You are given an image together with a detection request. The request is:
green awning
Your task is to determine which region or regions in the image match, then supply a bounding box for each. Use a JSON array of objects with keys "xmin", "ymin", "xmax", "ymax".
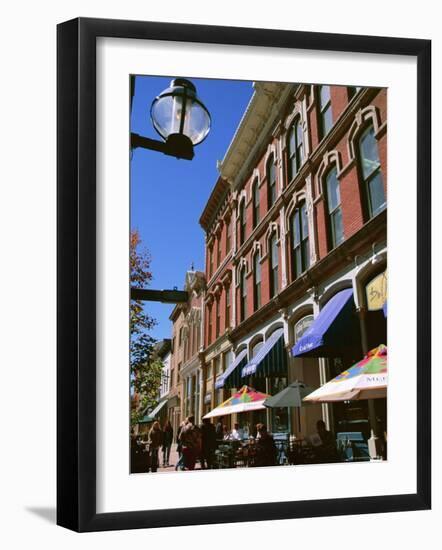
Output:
[
  {"xmin": 241, "ymin": 329, "xmax": 288, "ymax": 379},
  {"xmin": 138, "ymin": 399, "xmax": 167, "ymax": 423}
]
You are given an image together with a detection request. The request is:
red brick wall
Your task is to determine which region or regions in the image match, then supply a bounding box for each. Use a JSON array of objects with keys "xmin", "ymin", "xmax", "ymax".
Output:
[
  {"xmin": 340, "ymin": 165, "xmax": 365, "ymax": 240},
  {"xmin": 330, "ymin": 85, "xmax": 350, "ymax": 122},
  {"xmin": 315, "ymin": 200, "xmax": 329, "ymax": 260},
  {"xmin": 202, "ymin": 86, "xmax": 387, "ymax": 333}
]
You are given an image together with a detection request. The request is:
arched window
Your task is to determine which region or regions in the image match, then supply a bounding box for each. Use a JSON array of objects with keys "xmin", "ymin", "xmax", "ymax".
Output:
[
  {"xmin": 287, "ymin": 118, "xmax": 304, "ymax": 180},
  {"xmin": 253, "ymin": 252, "xmax": 261, "ymax": 311},
  {"xmin": 318, "ymin": 85, "xmax": 333, "ymax": 138},
  {"xmin": 269, "ymin": 233, "xmax": 279, "ymax": 298},
  {"xmin": 291, "ymin": 202, "xmax": 310, "ymax": 279},
  {"xmin": 293, "ymin": 314, "xmax": 314, "ymax": 343},
  {"xmin": 251, "ymin": 339, "xmax": 264, "ymax": 358},
  {"xmin": 267, "ymin": 155, "xmax": 277, "ymax": 209},
  {"xmin": 358, "ymin": 126, "xmax": 386, "ymax": 218},
  {"xmin": 239, "ymin": 267, "xmax": 247, "ymax": 322},
  {"xmin": 252, "ymin": 179, "xmax": 260, "ymax": 228},
  {"xmin": 325, "ymin": 167, "xmax": 344, "ymax": 248},
  {"xmin": 239, "ymin": 200, "xmax": 246, "ymax": 246}
]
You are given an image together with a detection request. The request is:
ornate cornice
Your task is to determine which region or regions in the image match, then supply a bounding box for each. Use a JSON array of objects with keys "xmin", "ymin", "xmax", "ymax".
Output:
[{"xmin": 218, "ymin": 82, "xmax": 294, "ymax": 189}]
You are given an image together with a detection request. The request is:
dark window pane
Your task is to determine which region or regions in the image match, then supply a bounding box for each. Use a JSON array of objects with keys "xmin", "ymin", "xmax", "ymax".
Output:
[
  {"xmin": 290, "ymin": 157, "xmax": 297, "ymax": 181},
  {"xmin": 302, "ymin": 239, "xmax": 310, "ymax": 270},
  {"xmin": 296, "ymin": 122, "xmax": 303, "ymax": 148},
  {"xmin": 359, "ymin": 128, "xmax": 381, "ymax": 179},
  {"xmin": 295, "ymin": 248, "xmax": 302, "ymax": 277},
  {"xmin": 301, "ymin": 204, "xmax": 309, "ymax": 238},
  {"xmin": 368, "ymin": 172, "xmax": 386, "ymax": 216},
  {"xmin": 289, "ymin": 127, "xmax": 296, "ymax": 156},
  {"xmin": 271, "ymin": 236, "xmax": 279, "ymax": 267},
  {"xmin": 272, "ymin": 268, "xmax": 278, "ymax": 295},
  {"xmin": 326, "ymin": 169, "xmax": 340, "ymax": 212},
  {"xmin": 331, "ymin": 207, "xmax": 344, "ymax": 246},
  {"xmin": 254, "ymin": 254, "xmax": 261, "ymax": 283},
  {"xmin": 320, "ymin": 85, "xmax": 331, "ymax": 107},
  {"xmin": 255, "ymin": 283, "xmax": 261, "ymax": 310},
  {"xmin": 322, "ymin": 105, "xmax": 333, "ymax": 135},
  {"xmin": 293, "ymin": 210, "xmax": 301, "ymax": 245}
]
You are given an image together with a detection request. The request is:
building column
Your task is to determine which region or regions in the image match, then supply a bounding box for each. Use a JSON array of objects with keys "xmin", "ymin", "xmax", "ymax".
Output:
[{"xmin": 305, "ymin": 174, "xmax": 317, "ymax": 266}]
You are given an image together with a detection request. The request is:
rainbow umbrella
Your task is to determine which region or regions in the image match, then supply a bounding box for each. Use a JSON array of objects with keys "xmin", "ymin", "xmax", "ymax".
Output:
[
  {"xmin": 303, "ymin": 345, "xmax": 387, "ymax": 402},
  {"xmin": 203, "ymin": 385, "xmax": 270, "ymax": 419}
]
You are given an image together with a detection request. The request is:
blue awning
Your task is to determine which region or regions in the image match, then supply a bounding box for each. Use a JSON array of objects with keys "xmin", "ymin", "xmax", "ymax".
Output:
[
  {"xmin": 241, "ymin": 328, "xmax": 287, "ymax": 378},
  {"xmin": 292, "ymin": 288, "xmax": 359, "ymax": 358},
  {"xmin": 215, "ymin": 349, "xmax": 248, "ymax": 390}
]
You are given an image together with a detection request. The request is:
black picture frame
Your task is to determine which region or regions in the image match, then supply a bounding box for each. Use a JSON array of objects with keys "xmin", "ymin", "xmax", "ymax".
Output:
[{"xmin": 57, "ymin": 17, "xmax": 431, "ymax": 532}]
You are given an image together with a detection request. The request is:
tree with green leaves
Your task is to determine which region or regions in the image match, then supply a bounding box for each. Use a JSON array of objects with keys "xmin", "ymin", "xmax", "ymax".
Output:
[{"xmin": 130, "ymin": 230, "xmax": 161, "ymax": 425}]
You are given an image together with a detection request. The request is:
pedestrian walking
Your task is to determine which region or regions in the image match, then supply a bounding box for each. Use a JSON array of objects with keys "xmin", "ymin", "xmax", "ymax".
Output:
[
  {"xmin": 179, "ymin": 415, "xmax": 201, "ymax": 470},
  {"xmin": 175, "ymin": 419, "xmax": 187, "ymax": 471},
  {"xmin": 200, "ymin": 418, "xmax": 217, "ymax": 469},
  {"xmin": 148, "ymin": 421, "xmax": 163, "ymax": 472},
  {"xmin": 162, "ymin": 419, "xmax": 174, "ymax": 467}
]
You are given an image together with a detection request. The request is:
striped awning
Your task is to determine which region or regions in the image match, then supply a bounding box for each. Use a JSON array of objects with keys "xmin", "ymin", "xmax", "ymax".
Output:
[
  {"xmin": 241, "ymin": 329, "xmax": 287, "ymax": 378},
  {"xmin": 215, "ymin": 349, "xmax": 248, "ymax": 390}
]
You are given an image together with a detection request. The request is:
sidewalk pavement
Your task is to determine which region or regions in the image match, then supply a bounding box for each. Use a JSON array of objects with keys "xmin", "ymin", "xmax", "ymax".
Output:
[{"xmin": 156, "ymin": 445, "xmax": 204, "ymax": 473}]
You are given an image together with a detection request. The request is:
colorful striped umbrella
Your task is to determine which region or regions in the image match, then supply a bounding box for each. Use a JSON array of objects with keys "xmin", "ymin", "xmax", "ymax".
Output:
[
  {"xmin": 303, "ymin": 344, "xmax": 388, "ymax": 402},
  {"xmin": 202, "ymin": 385, "xmax": 270, "ymax": 419}
]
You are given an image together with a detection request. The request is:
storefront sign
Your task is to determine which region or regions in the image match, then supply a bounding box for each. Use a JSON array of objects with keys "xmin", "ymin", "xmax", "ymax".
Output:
[{"xmin": 366, "ymin": 271, "xmax": 387, "ymax": 311}]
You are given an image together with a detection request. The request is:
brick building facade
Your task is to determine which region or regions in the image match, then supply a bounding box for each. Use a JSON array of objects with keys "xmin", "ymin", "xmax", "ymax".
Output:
[
  {"xmin": 167, "ymin": 269, "xmax": 205, "ymax": 434},
  {"xmin": 199, "ymin": 81, "xmax": 387, "ymax": 438},
  {"xmin": 159, "ymin": 81, "xmax": 387, "ymax": 444}
]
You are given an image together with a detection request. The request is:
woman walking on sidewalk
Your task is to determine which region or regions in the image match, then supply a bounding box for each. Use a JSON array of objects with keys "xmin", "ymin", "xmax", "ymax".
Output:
[
  {"xmin": 162, "ymin": 419, "xmax": 174, "ymax": 467},
  {"xmin": 148, "ymin": 421, "xmax": 163, "ymax": 472}
]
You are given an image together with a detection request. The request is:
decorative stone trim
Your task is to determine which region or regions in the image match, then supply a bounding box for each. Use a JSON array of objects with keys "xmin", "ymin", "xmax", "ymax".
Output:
[
  {"xmin": 284, "ymin": 188, "xmax": 308, "ymax": 233},
  {"xmin": 284, "ymin": 101, "xmax": 304, "ymax": 131},
  {"xmin": 251, "ymin": 240, "xmax": 262, "ymax": 256},
  {"xmin": 347, "ymin": 105, "xmax": 383, "ymax": 161},
  {"xmin": 213, "ymin": 282, "xmax": 223, "ymax": 297},
  {"xmin": 264, "ymin": 143, "xmax": 278, "ymax": 167},
  {"xmin": 264, "ymin": 221, "xmax": 280, "ymax": 252},
  {"xmin": 315, "ymin": 150, "xmax": 343, "ymax": 198}
]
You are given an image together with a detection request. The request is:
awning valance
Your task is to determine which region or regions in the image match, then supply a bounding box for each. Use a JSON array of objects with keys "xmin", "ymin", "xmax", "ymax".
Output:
[
  {"xmin": 292, "ymin": 288, "xmax": 359, "ymax": 358},
  {"xmin": 241, "ymin": 328, "xmax": 287, "ymax": 378},
  {"xmin": 215, "ymin": 349, "xmax": 248, "ymax": 390}
]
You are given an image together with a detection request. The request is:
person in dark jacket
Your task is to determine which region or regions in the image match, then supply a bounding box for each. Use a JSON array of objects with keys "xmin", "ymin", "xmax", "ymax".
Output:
[
  {"xmin": 179, "ymin": 415, "xmax": 200, "ymax": 470},
  {"xmin": 162, "ymin": 419, "xmax": 174, "ymax": 467},
  {"xmin": 253, "ymin": 424, "xmax": 277, "ymax": 467},
  {"xmin": 200, "ymin": 418, "xmax": 217, "ymax": 469},
  {"xmin": 148, "ymin": 421, "xmax": 163, "ymax": 472}
]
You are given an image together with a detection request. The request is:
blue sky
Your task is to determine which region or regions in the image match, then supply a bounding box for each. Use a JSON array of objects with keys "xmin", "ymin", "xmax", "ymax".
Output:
[{"xmin": 130, "ymin": 75, "xmax": 253, "ymax": 340}]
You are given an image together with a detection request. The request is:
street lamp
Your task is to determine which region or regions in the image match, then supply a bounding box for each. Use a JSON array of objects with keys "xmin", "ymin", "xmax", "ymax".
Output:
[
  {"xmin": 130, "ymin": 77, "xmax": 211, "ymax": 303},
  {"xmin": 131, "ymin": 77, "xmax": 211, "ymax": 161}
]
